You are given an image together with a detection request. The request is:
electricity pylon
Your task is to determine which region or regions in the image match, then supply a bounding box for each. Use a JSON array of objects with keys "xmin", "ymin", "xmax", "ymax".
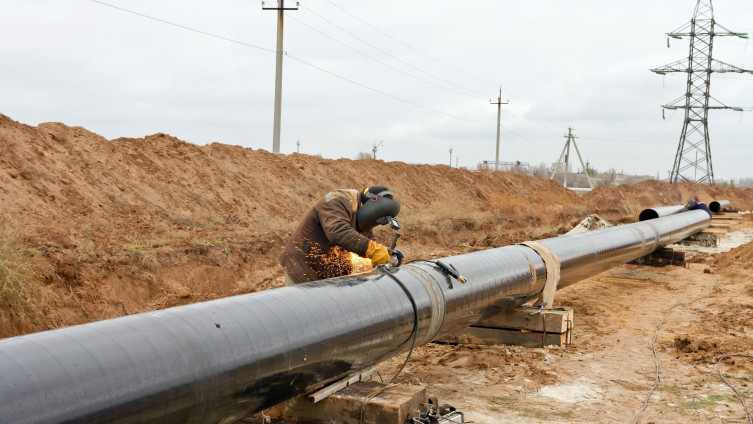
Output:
[
  {"xmin": 651, "ymin": 0, "xmax": 751, "ymax": 185},
  {"xmin": 550, "ymin": 127, "xmax": 593, "ymax": 189}
]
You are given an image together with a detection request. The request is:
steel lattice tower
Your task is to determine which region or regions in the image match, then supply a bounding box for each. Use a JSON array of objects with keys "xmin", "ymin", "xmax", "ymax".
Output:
[{"xmin": 651, "ymin": 0, "xmax": 751, "ymax": 185}]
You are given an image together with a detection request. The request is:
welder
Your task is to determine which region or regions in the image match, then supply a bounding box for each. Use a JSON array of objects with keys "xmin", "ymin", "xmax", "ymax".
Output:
[
  {"xmin": 687, "ymin": 197, "xmax": 712, "ymax": 217},
  {"xmin": 278, "ymin": 186, "xmax": 401, "ymax": 285}
]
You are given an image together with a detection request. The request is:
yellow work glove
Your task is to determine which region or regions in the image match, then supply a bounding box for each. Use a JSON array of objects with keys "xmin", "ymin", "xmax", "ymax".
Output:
[{"xmin": 365, "ymin": 240, "xmax": 390, "ymax": 267}]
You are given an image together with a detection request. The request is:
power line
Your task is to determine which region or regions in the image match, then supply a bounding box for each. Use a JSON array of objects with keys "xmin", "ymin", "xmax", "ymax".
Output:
[
  {"xmin": 580, "ymin": 136, "xmax": 752, "ymax": 146},
  {"xmin": 580, "ymin": 136, "xmax": 673, "ymax": 144},
  {"xmin": 88, "ymin": 0, "xmax": 492, "ymax": 126},
  {"xmin": 89, "ymin": 0, "xmax": 276, "ymax": 54},
  {"xmin": 503, "ymin": 127, "xmax": 557, "ymax": 151},
  {"xmin": 320, "ymin": 0, "xmax": 570, "ymax": 135},
  {"xmin": 285, "ymin": 54, "xmax": 494, "ymax": 125},
  {"xmin": 322, "ymin": 0, "xmax": 501, "ymax": 88},
  {"xmin": 504, "ymin": 108, "xmax": 564, "ymax": 136},
  {"xmin": 301, "ymin": 4, "xmax": 491, "ymax": 99},
  {"xmin": 286, "ymin": 14, "xmax": 481, "ymax": 99},
  {"xmin": 311, "ymin": 2, "xmax": 570, "ymax": 140},
  {"xmin": 296, "ymin": 6, "xmax": 567, "ymax": 140},
  {"xmin": 587, "ymin": 152, "xmax": 750, "ymax": 161}
]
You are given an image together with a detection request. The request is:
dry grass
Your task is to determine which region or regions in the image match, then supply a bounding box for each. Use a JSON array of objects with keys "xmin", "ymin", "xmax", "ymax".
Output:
[
  {"xmin": 0, "ymin": 213, "xmax": 51, "ymax": 313},
  {"xmin": 122, "ymin": 236, "xmax": 161, "ymax": 270},
  {"xmin": 617, "ymin": 192, "xmax": 642, "ymax": 218}
]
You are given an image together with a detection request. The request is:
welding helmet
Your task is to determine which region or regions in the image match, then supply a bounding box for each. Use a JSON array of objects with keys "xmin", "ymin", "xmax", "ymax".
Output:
[{"xmin": 356, "ymin": 186, "xmax": 401, "ymax": 232}]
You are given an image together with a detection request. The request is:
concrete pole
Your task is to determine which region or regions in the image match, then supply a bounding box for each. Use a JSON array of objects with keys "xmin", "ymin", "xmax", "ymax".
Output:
[
  {"xmin": 571, "ymin": 134, "xmax": 594, "ymax": 189},
  {"xmin": 272, "ymin": 0, "xmax": 285, "ymax": 154},
  {"xmin": 490, "ymin": 88, "xmax": 507, "ymax": 171},
  {"xmin": 564, "ymin": 129, "xmax": 572, "ymax": 188},
  {"xmin": 495, "ymin": 91, "xmax": 501, "ymax": 171}
]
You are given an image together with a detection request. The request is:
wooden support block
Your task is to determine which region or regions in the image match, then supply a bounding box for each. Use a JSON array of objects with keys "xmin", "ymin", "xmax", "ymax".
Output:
[
  {"xmin": 279, "ymin": 381, "xmax": 425, "ymax": 424},
  {"xmin": 436, "ymin": 307, "xmax": 573, "ymax": 348},
  {"xmin": 440, "ymin": 326, "xmax": 569, "ymax": 348},
  {"xmin": 704, "ymin": 228, "xmax": 729, "ymax": 234},
  {"xmin": 475, "ymin": 306, "xmax": 572, "ymax": 333},
  {"xmin": 712, "ymin": 215, "xmax": 742, "ymax": 220},
  {"xmin": 629, "ymin": 248, "xmax": 686, "ymax": 267},
  {"xmin": 708, "ymin": 223, "xmax": 731, "ymax": 230},
  {"xmin": 307, "ymin": 367, "xmax": 379, "ymax": 403}
]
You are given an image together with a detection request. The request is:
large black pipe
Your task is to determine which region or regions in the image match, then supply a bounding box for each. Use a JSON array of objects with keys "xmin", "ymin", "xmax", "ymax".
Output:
[
  {"xmin": 709, "ymin": 200, "xmax": 731, "ymax": 213},
  {"xmin": 638, "ymin": 204, "xmax": 687, "ymax": 221},
  {"xmin": 0, "ymin": 210, "xmax": 710, "ymax": 424}
]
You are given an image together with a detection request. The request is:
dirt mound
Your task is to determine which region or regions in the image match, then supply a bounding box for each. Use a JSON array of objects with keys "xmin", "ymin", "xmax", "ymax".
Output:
[
  {"xmin": 582, "ymin": 179, "xmax": 753, "ymax": 223},
  {"xmin": 0, "ymin": 113, "xmax": 589, "ymax": 336},
  {"xmin": 565, "ymin": 214, "xmax": 611, "ymax": 234},
  {"xmin": 716, "ymin": 238, "xmax": 753, "ymax": 275}
]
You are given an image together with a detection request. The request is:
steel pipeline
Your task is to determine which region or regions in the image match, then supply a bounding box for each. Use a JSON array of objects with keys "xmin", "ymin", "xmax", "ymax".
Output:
[
  {"xmin": 709, "ymin": 200, "xmax": 731, "ymax": 213},
  {"xmin": 0, "ymin": 210, "xmax": 710, "ymax": 424},
  {"xmin": 638, "ymin": 204, "xmax": 688, "ymax": 221}
]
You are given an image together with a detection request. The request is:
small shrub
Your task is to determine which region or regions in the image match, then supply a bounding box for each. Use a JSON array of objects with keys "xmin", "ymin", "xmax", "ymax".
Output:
[{"xmin": 617, "ymin": 192, "xmax": 642, "ymax": 218}]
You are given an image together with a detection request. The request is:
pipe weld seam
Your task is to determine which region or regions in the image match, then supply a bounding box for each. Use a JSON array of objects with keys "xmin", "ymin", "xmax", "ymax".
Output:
[{"xmin": 403, "ymin": 266, "xmax": 445, "ymax": 345}]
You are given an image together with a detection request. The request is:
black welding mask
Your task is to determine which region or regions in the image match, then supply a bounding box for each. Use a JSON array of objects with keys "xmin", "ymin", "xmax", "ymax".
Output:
[{"xmin": 356, "ymin": 186, "xmax": 401, "ymax": 232}]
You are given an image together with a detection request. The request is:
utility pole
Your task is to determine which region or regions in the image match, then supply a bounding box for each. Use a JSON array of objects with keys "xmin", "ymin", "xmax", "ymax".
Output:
[
  {"xmin": 490, "ymin": 88, "xmax": 509, "ymax": 171},
  {"xmin": 372, "ymin": 140, "xmax": 383, "ymax": 159},
  {"xmin": 263, "ymin": 0, "xmax": 299, "ymax": 154},
  {"xmin": 296, "ymin": 138, "xmax": 300, "ymax": 153},
  {"xmin": 449, "ymin": 148, "xmax": 453, "ymax": 167},
  {"xmin": 550, "ymin": 127, "xmax": 594, "ymax": 189},
  {"xmin": 651, "ymin": 0, "xmax": 750, "ymax": 185}
]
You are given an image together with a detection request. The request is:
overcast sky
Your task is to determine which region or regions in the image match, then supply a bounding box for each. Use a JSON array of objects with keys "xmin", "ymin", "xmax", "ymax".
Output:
[{"xmin": 1, "ymin": 0, "xmax": 752, "ymax": 179}]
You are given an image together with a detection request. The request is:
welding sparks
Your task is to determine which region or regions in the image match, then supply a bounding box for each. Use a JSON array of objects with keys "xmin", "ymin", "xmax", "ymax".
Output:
[{"xmin": 349, "ymin": 252, "xmax": 373, "ymax": 274}]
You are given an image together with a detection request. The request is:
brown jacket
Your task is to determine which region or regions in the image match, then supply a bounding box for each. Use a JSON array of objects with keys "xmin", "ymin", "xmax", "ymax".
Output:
[{"xmin": 278, "ymin": 189, "xmax": 371, "ymax": 284}]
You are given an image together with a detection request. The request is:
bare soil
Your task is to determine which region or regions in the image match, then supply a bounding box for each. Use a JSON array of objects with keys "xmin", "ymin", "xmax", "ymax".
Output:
[{"xmin": 1, "ymin": 114, "xmax": 752, "ymax": 423}]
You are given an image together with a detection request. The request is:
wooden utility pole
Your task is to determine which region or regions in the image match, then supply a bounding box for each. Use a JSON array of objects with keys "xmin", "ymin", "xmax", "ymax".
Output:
[
  {"xmin": 263, "ymin": 0, "xmax": 298, "ymax": 153},
  {"xmin": 490, "ymin": 88, "xmax": 508, "ymax": 171}
]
